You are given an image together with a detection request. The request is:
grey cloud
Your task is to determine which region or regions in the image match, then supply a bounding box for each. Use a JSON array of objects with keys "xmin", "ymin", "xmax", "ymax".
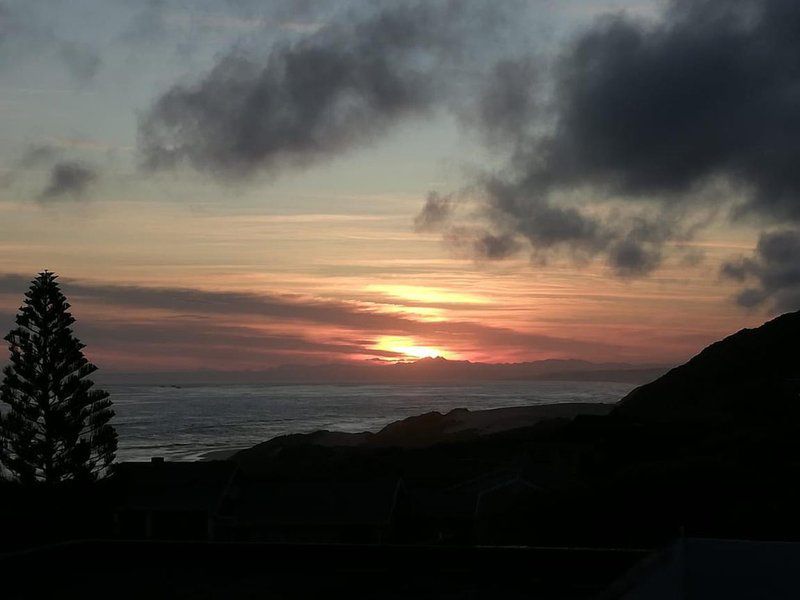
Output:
[
  {"xmin": 0, "ymin": 2, "xmax": 101, "ymax": 83},
  {"xmin": 120, "ymin": 0, "xmax": 342, "ymax": 43},
  {"xmin": 1, "ymin": 144, "xmax": 60, "ymax": 189},
  {"xmin": 608, "ymin": 239, "xmax": 662, "ymax": 278},
  {"xmin": 514, "ymin": 0, "xmax": 800, "ymax": 212},
  {"xmin": 444, "ymin": 227, "xmax": 522, "ymax": 261},
  {"xmin": 138, "ymin": 1, "xmax": 510, "ymax": 179},
  {"xmin": 59, "ymin": 40, "xmax": 101, "ymax": 83},
  {"xmin": 721, "ymin": 229, "xmax": 800, "ymax": 313},
  {"xmin": 119, "ymin": 0, "xmax": 168, "ymax": 44},
  {"xmin": 471, "ymin": 232, "xmax": 521, "ymax": 261},
  {"xmin": 605, "ymin": 216, "xmax": 681, "ymax": 277},
  {"xmin": 467, "ymin": 56, "xmax": 540, "ymax": 148},
  {"xmin": 19, "ymin": 144, "xmax": 61, "ymax": 168},
  {"xmin": 39, "ymin": 161, "xmax": 98, "ymax": 200},
  {"xmin": 414, "ymin": 192, "xmax": 453, "ymax": 232},
  {"xmin": 424, "ymin": 0, "xmax": 800, "ymax": 279},
  {"xmin": 437, "ymin": 175, "xmax": 684, "ymax": 276}
]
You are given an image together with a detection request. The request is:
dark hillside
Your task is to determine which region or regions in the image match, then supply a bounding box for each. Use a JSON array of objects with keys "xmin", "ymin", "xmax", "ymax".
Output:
[{"xmin": 614, "ymin": 311, "xmax": 800, "ymax": 421}]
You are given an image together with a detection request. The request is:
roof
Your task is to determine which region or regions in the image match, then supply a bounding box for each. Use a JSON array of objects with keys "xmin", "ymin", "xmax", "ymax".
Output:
[
  {"xmin": 606, "ymin": 538, "xmax": 800, "ymax": 599},
  {"xmin": 234, "ymin": 479, "xmax": 402, "ymax": 526},
  {"xmin": 115, "ymin": 460, "xmax": 238, "ymax": 513},
  {"xmin": 410, "ymin": 469, "xmax": 545, "ymax": 520},
  {"xmin": 407, "ymin": 488, "xmax": 477, "ymax": 520},
  {"xmin": 446, "ymin": 468, "xmax": 542, "ymax": 496}
]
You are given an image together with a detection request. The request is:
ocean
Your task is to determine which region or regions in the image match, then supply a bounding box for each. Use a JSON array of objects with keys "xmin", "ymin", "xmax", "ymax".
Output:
[{"xmin": 110, "ymin": 380, "xmax": 634, "ymax": 462}]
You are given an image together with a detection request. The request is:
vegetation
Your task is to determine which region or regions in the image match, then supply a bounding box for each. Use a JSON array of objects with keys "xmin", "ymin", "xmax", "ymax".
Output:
[{"xmin": 0, "ymin": 271, "xmax": 117, "ymax": 484}]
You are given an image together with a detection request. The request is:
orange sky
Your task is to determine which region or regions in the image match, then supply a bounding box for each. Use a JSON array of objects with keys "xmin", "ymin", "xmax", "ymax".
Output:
[
  {"xmin": 0, "ymin": 0, "xmax": 785, "ymax": 372},
  {"xmin": 0, "ymin": 196, "xmax": 768, "ymax": 372}
]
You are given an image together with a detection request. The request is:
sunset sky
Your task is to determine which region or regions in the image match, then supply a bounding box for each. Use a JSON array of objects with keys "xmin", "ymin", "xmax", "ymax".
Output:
[{"xmin": 1, "ymin": 0, "xmax": 797, "ymax": 372}]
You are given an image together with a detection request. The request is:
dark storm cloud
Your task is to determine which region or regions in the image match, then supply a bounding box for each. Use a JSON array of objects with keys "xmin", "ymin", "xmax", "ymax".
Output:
[
  {"xmin": 534, "ymin": 0, "xmax": 800, "ymax": 212},
  {"xmin": 138, "ymin": 1, "xmax": 509, "ymax": 179},
  {"xmin": 39, "ymin": 161, "xmax": 98, "ymax": 200},
  {"xmin": 423, "ymin": 0, "xmax": 800, "ymax": 278},
  {"xmin": 722, "ymin": 229, "xmax": 800, "ymax": 312}
]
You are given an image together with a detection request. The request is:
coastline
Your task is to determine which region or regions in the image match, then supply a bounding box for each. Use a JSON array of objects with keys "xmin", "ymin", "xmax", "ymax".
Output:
[
  {"xmin": 200, "ymin": 447, "xmax": 250, "ymax": 461},
  {"xmin": 204, "ymin": 401, "xmax": 614, "ymax": 461}
]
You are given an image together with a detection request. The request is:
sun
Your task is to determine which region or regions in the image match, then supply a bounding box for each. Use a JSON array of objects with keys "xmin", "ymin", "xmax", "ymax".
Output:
[{"xmin": 373, "ymin": 336, "xmax": 452, "ymax": 361}]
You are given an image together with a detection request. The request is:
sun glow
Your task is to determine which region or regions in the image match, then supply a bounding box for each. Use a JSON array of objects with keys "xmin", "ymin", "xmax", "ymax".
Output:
[
  {"xmin": 365, "ymin": 284, "xmax": 488, "ymax": 305},
  {"xmin": 373, "ymin": 336, "xmax": 454, "ymax": 360}
]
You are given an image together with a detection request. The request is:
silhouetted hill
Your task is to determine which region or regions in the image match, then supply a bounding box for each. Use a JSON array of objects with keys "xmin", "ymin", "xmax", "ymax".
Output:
[
  {"xmin": 231, "ymin": 402, "xmax": 614, "ymax": 466},
  {"xmin": 615, "ymin": 311, "xmax": 800, "ymax": 422},
  {"xmin": 99, "ymin": 357, "xmax": 666, "ymax": 385}
]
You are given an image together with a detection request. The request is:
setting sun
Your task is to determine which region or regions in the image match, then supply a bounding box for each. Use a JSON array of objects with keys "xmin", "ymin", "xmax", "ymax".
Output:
[{"xmin": 373, "ymin": 336, "xmax": 454, "ymax": 361}]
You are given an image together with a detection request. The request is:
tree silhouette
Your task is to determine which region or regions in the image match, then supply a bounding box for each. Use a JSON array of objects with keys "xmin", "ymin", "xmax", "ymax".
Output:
[{"xmin": 0, "ymin": 272, "xmax": 117, "ymax": 484}]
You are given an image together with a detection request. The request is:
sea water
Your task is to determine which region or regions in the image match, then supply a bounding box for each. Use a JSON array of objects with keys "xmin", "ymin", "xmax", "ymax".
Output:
[{"xmin": 109, "ymin": 380, "xmax": 634, "ymax": 461}]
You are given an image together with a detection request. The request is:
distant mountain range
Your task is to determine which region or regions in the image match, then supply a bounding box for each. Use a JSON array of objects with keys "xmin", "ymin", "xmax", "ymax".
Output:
[{"xmin": 98, "ymin": 357, "xmax": 668, "ymax": 385}]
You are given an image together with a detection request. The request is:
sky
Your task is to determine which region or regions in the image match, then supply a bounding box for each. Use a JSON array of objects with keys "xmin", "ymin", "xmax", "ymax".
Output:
[{"xmin": 1, "ymin": 0, "xmax": 798, "ymax": 372}]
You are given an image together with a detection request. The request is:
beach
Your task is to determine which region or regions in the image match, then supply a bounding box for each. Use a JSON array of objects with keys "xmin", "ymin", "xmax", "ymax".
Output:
[{"xmin": 109, "ymin": 381, "xmax": 632, "ymax": 462}]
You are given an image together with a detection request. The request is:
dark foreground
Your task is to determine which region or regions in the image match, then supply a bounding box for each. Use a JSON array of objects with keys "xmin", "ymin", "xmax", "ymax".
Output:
[
  {"xmin": 3, "ymin": 402, "xmax": 800, "ymax": 598},
  {"xmin": 6, "ymin": 311, "xmax": 800, "ymax": 597},
  {"xmin": 0, "ymin": 540, "xmax": 646, "ymax": 599}
]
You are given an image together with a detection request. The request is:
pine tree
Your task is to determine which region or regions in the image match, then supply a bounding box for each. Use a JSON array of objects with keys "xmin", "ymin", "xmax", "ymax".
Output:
[{"xmin": 0, "ymin": 271, "xmax": 117, "ymax": 484}]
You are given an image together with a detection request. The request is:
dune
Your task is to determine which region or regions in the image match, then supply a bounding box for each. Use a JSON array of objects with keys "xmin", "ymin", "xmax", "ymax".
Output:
[{"xmin": 224, "ymin": 402, "xmax": 614, "ymax": 462}]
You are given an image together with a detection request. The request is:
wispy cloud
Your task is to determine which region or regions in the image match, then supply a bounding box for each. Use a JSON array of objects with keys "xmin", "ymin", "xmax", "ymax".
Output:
[{"xmin": 0, "ymin": 273, "xmax": 632, "ymax": 370}]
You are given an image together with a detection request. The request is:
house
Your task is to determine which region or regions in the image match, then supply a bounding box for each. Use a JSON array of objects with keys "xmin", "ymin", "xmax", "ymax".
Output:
[
  {"xmin": 448, "ymin": 468, "xmax": 546, "ymax": 518},
  {"xmin": 231, "ymin": 478, "xmax": 406, "ymax": 543},
  {"xmin": 407, "ymin": 469, "xmax": 543, "ymax": 543},
  {"xmin": 408, "ymin": 466, "xmax": 576, "ymax": 544},
  {"xmin": 114, "ymin": 458, "xmax": 239, "ymax": 541}
]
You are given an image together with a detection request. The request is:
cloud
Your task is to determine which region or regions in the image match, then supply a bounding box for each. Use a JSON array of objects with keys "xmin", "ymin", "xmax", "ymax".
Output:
[
  {"xmin": 0, "ymin": 1, "xmax": 101, "ymax": 83},
  {"xmin": 413, "ymin": 192, "xmax": 453, "ymax": 232},
  {"xmin": 1, "ymin": 144, "xmax": 61, "ymax": 188},
  {"xmin": 443, "ymin": 227, "xmax": 522, "ymax": 261},
  {"xmin": 119, "ymin": 0, "xmax": 340, "ymax": 44},
  {"xmin": 721, "ymin": 229, "xmax": 800, "ymax": 313},
  {"xmin": 39, "ymin": 161, "xmax": 98, "ymax": 200},
  {"xmin": 137, "ymin": 1, "xmax": 510, "ymax": 179},
  {"xmin": 0, "ymin": 273, "xmax": 630, "ymax": 368},
  {"xmin": 58, "ymin": 40, "xmax": 102, "ymax": 83},
  {"xmin": 2, "ymin": 144, "xmax": 109, "ymax": 198},
  {"xmin": 421, "ymin": 0, "xmax": 800, "ymax": 278},
  {"xmin": 544, "ymin": 0, "xmax": 800, "ymax": 217},
  {"xmin": 465, "ymin": 56, "xmax": 540, "ymax": 149},
  {"xmin": 433, "ymin": 174, "xmax": 693, "ymax": 276},
  {"xmin": 18, "ymin": 144, "xmax": 61, "ymax": 168}
]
